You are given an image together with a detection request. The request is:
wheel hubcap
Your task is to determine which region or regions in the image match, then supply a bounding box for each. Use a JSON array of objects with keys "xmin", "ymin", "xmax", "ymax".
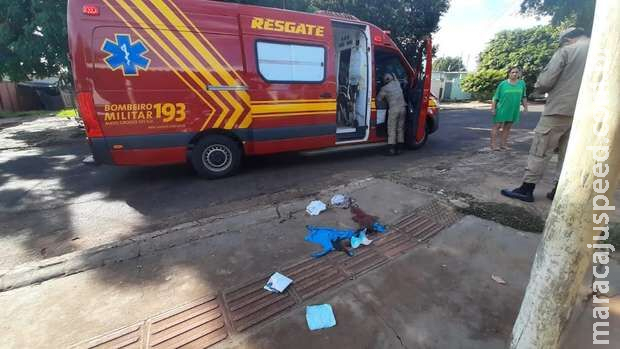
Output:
[{"xmin": 202, "ymin": 144, "xmax": 232, "ymax": 172}]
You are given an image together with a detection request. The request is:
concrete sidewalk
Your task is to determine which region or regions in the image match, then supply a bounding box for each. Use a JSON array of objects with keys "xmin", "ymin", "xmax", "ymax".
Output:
[
  {"xmin": 0, "ymin": 177, "xmax": 617, "ymax": 348},
  {"xmin": 229, "ymin": 217, "xmax": 619, "ymax": 349}
]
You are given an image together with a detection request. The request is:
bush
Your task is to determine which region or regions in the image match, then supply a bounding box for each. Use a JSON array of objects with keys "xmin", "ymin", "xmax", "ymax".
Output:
[
  {"xmin": 461, "ymin": 69, "xmax": 506, "ymax": 101},
  {"xmin": 478, "ymin": 26, "xmax": 560, "ymax": 95}
]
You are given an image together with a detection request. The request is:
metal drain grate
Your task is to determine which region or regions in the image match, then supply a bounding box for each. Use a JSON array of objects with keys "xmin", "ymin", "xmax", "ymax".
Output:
[
  {"xmin": 145, "ymin": 295, "xmax": 228, "ymax": 349},
  {"xmin": 374, "ymin": 231, "xmax": 418, "ymax": 258},
  {"xmin": 74, "ymin": 207, "xmax": 455, "ymax": 348},
  {"xmin": 330, "ymin": 247, "xmax": 388, "ymax": 277},
  {"xmin": 222, "ymin": 276, "xmax": 296, "ymax": 332},
  {"xmin": 283, "ymin": 257, "xmax": 347, "ymax": 301},
  {"xmin": 73, "ymin": 323, "xmax": 143, "ymax": 349},
  {"xmin": 412, "ymin": 200, "xmax": 464, "ymax": 228}
]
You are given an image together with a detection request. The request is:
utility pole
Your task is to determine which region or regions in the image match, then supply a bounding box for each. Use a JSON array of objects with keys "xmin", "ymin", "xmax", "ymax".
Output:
[{"xmin": 511, "ymin": 1, "xmax": 620, "ymax": 348}]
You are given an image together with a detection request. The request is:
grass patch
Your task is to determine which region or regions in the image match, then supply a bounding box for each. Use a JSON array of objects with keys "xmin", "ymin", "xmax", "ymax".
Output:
[
  {"xmin": 458, "ymin": 201, "xmax": 545, "ymax": 233},
  {"xmin": 56, "ymin": 108, "xmax": 77, "ymax": 118},
  {"xmin": 458, "ymin": 202, "xmax": 620, "ymax": 247},
  {"xmin": 0, "ymin": 110, "xmax": 50, "ymax": 119}
]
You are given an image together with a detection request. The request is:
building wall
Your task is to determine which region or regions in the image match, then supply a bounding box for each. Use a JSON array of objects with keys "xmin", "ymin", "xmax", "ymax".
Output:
[{"xmin": 430, "ymin": 72, "xmax": 471, "ymax": 101}]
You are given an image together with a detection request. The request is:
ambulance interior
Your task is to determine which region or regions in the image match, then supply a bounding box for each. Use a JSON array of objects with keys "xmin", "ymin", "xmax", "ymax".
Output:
[
  {"xmin": 374, "ymin": 50, "xmax": 412, "ymax": 138},
  {"xmin": 333, "ymin": 24, "xmax": 370, "ymax": 142}
]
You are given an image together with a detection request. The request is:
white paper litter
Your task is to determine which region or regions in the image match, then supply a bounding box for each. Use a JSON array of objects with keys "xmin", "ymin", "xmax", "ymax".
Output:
[
  {"xmin": 330, "ymin": 194, "xmax": 351, "ymax": 209},
  {"xmin": 264, "ymin": 272, "xmax": 293, "ymax": 293},
  {"xmin": 491, "ymin": 274, "xmax": 507, "ymax": 285},
  {"xmin": 306, "ymin": 200, "xmax": 327, "ymax": 216}
]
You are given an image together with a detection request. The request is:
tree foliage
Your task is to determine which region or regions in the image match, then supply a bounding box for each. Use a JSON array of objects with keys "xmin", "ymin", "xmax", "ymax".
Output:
[
  {"xmin": 520, "ymin": 0, "xmax": 595, "ymax": 33},
  {"xmin": 312, "ymin": 0, "xmax": 449, "ymax": 63},
  {"xmin": 461, "ymin": 69, "xmax": 505, "ymax": 101},
  {"xmin": 0, "ymin": 0, "xmax": 68, "ymax": 81},
  {"xmin": 432, "ymin": 56, "xmax": 465, "ymax": 72},
  {"xmin": 227, "ymin": 0, "xmax": 316, "ymax": 12},
  {"xmin": 227, "ymin": 0, "xmax": 450, "ymax": 63},
  {"xmin": 0, "ymin": 0, "xmax": 448, "ymax": 82},
  {"xmin": 478, "ymin": 25, "xmax": 560, "ymax": 94}
]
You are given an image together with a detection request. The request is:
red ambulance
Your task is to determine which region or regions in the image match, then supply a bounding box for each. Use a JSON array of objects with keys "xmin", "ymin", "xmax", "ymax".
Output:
[{"xmin": 68, "ymin": 0, "xmax": 438, "ymax": 178}]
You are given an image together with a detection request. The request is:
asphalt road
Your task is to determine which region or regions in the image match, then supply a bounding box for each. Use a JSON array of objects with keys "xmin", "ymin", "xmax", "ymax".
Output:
[{"xmin": 0, "ymin": 106, "xmax": 542, "ymax": 267}]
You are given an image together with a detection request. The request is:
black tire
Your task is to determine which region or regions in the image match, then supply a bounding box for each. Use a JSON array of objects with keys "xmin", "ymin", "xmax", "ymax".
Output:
[
  {"xmin": 191, "ymin": 135, "xmax": 241, "ymax": 179},
  {"xmin": 407, "ymin": 126, "xmax": 428, "ymax": 150}
]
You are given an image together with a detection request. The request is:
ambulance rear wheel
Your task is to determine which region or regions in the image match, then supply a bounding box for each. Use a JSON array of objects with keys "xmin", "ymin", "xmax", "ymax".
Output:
[{"xmin": 191, "ymin": 135, "xmax": 241, "ymax": 179}]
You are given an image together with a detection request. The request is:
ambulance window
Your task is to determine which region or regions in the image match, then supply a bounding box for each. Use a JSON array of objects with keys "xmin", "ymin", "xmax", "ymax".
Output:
[
  {"xmin": 376, "ymin": 52, "xmax": 408, "ymax": 85},
  {"xmin": 256, "ymin": 41, "xmax": 325, "ymax": 83}
]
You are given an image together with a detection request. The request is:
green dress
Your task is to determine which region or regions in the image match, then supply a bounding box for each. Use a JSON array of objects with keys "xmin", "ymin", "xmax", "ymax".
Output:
[{"xmin": 493, "ymin": 79, "xmax": 526, "ymax": 123}]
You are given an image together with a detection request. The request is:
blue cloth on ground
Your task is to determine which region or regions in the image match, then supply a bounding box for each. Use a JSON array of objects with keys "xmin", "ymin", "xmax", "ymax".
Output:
[
  {"xmin": 373, "ymin": 222, "xmax": 387, "ymax": 233},
  {"xmin": 305, "ymin": 226, "xmax": 355, "ymax": 258},
  {"xmin": 306, "ymin": 304, "xmax": 336, "ymax": 331}
]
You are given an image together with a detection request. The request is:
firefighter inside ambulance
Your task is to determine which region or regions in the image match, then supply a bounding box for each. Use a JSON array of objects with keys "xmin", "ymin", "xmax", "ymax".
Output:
[{"xmin": 377, "ymin": 72, "xmax": 407, "ymax": 156}]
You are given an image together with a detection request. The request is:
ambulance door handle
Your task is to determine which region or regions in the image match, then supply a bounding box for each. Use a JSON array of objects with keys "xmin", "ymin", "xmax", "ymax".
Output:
[
  {"xmin": 206, "ymin": 85, "xmax": 248, "ymax": 92},
  {"xmin": 320, "ymin": 92, "xmax": 332, "ymax": 99}
]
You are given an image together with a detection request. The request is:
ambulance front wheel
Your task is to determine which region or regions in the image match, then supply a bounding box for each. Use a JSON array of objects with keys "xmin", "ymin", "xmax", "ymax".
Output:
[
  {"xmin": 407, "ymin": 126, "xmax": 428, "ymax": 150},
  {"xmin": 191, "ymin": 135, "xmax": 242, "ymax": 179}
]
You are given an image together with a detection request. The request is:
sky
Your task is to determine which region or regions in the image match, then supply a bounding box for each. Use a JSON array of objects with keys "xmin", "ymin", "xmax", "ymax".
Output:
[{"xmin": 434, "ymin": 0, "xmax": 550, "ymax": 70}]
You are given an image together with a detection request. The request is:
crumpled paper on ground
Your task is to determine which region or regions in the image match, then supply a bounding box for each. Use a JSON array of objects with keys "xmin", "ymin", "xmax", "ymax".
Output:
[{"xmin": 306, "ymin": 200, "xmax": 327, "ymax": 216}]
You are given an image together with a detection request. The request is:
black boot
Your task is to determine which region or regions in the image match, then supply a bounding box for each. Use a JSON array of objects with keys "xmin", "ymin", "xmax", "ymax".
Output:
[
  {"xmin": 547, "ymin": 183, "xmax": 557, "ymax": 200},
  {"xmin": 501, "ymin": 182, "xmax": 535, "ymax": 202},
  {"xmin": 385, "ymin": 145, "xmax": 398, "ymax": 156},
  {"xmin": 397, "ymin": 143, "xmax": 405, "ymax": 154}
]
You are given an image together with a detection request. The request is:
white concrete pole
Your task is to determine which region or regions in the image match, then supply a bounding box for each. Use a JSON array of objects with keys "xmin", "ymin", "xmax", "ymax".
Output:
[{"xmin": 510, "ymin": 1, "xmax": 620, "ymax": 348}]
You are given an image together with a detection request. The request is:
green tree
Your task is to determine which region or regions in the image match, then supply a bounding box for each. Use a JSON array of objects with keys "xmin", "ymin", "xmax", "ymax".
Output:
[
  {"xmin": 520, "ymin": 0, "xmax": 595, "ymax": 33},
  {"xmin": 227, "ymin": 0, "xmax": 450, "ymax": 64},
  {"xmin": 227, "ymin": 0, "xmax": 316, "ymax": 11},
  {"xmin": 312, "ymin": 0, "xmax": 450, "ymax": 64},
  {"xmin": 0, "ymin": 0, "xmax": 68, "ymax": 81},
  {"xmin": 478, "ymin": 25, "xmax": 560, "ymax": 94},
  {"xmin": 433, "ymin": 56, "xmax": 465, "ymax": 72},
  {"xmin": 461, "ymin": 69, "xmax": 505, "ymax": 101}
]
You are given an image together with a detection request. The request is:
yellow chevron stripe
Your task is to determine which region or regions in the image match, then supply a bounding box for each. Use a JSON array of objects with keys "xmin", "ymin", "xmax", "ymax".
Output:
[
  {"xmin": 104, "ymin": 0, "xmax": 216, "ymax": 123},
  {"xmin": 236, "ymin": 91, "xmax": 253, "ymax": 128},
  {"xmin": 154, "ymin": 0, "xmax": 239, "ymax": 87},
  {"xmin": 166, "ymin": 0, "xmax": 252, "ymax": 129},
  {"xmin": 251, "ymin": 99, "xmax": 337, "ymax": 105},
  {"xmin": 253, "ymin": 111, "xmax": 336, "ymax": 119},
  {"xmin": 130, "ymin": 0, "xmax": 234, "ymax": 129},
  {"xmin": 252, "ymin": 102, "xmax": 336, "ymax": 115},
  {"xmin": 166, "ymin": 0, "xmax": 247, "ymax": 86},
  {"xmin": 114, "ymin": 0, "xmax": 228, "ymax": 123},
  {"xmin": 239, "ymin": 106, "xmax": 254, "ymax": 128},
  {"xmin": 150, "ymin": 0, "xmax": 245, "ymax": 130}
]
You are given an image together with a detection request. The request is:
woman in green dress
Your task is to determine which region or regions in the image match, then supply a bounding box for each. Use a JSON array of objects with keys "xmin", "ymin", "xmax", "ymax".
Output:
[{"xmin": 491, "ymin": 67, "xmax": 528, "ymax": 150}]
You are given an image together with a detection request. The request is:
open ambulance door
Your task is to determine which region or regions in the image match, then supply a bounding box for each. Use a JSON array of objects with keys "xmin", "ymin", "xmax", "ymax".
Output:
[
  {"xmin": 332, "ymin": 22, "xmax": 372, "ymax": 144},
  {"xmin": 405, "ymin": 38, "xmax": 433, "ymax": 149}
]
